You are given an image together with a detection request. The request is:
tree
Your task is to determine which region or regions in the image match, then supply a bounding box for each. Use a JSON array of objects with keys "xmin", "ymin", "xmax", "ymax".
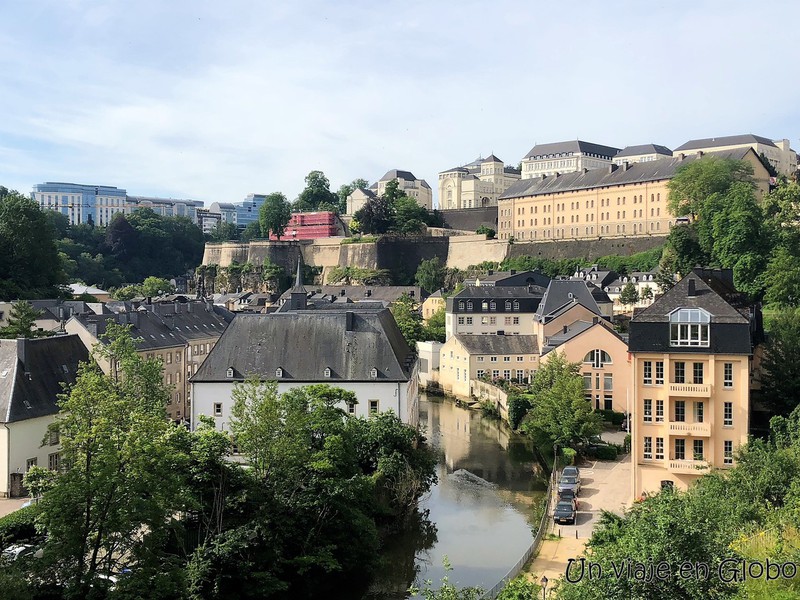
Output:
[
  {"xmin": 521, "ymin": 352, "xmax": 602, "ymax": 448},
  {"xmin": 354, "ymin": 195, "xmax": 394, "ymax": 235},
  {"xmin": 390, "ymin": 294, "xmax": 425, "ymax": 347},
  {"xmin": 295, "ymin": 171, "xmax": 338, "ymax": 212},
  {"xmin": 105, "ymin": 213, "xmax": 139, "ymax": 262},
  {"xmin": 415, "ymin": 257, "xmax": 447, "ymax": 293},
  {"xmin": 0, "ymin": 300, "xmax": 50, "ymax": 338},
  {"xmin": 208, "ymin": 221, "xmax": 240, "ymax": 242},
  {"xmin": 392, "ymin": 196, "xmax": 428, "ymax": 235},
  {"xmin": 258, "ymin": 192, "xmax": 292, "ymax": 240},
  {"xmin": 240, "ymin": 221, "xmax": 262, "ymax": 242},
  {"xmin": 28, "ymin": 324, "xmax": 186, "ymax": 596},
  {"xmin": 761, "ymin": 309, "xmax": 800, "ymax": 414},
  {"xmin": 476, "ymin": 225, "xmax": 496, "ymax": 239},
  {"xmin": 667, "ymin": 156, "xmax": 755, "ymax": 218},
  {"xmin": 422, "ymin": 306, "xmax": 446, "ymax": 342},
  {"xmin": 640, "ymin": 285, "xmax": 654, "ymax": 302},
  {"xmin": 337, "ymin": 178, "xmax": 369, "ymax": 213},
  {"xmin": 618, "ymin": 282, "xmax": 639, "ymax": 308},
  {"xmin": 140, "ymin": 276, "xmax": 176, "ymax": 297}
]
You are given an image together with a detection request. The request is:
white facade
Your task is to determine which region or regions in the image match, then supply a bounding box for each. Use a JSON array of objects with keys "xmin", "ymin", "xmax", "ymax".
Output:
[
  {"xmin": 438, "ymin": 156, "xmax": 522, "ymax": 210},
  {"xmin": 1, "ymin": 415, "xmax": 60, "ymax": 497}
]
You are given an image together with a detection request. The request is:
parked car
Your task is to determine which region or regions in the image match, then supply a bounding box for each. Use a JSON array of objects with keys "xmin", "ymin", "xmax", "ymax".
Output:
[
  {"xmin": 562, "ymin": 465, "xmax": 580, "ymax": 479},
  {"xmin": 553, "ymin": 500, "xmax": 577, "ymax": 524},
  {"xmin": 558, "ymin": 475, "xmax": 581, "ymax": 496},
  {"xmin": 2, "ymin": 544, "xmax": 36, "ymax": 562},
  {"xmin": 558, "ymin": 488, "xmax": 579, "ymax": 510}
]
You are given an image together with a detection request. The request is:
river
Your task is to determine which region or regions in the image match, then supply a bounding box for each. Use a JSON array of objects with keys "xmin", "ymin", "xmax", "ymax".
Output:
[{"xmin": 364, "ymin": 394, "xmax": 548, "ymax": 598}]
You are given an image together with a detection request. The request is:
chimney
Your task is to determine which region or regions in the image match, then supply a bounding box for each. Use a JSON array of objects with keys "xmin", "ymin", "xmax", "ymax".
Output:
[
  {"xmin": 488, "ymin": 270, "xmax": 494, "ymax": 276},
  {"xmin": 687, "ymin": 278, "xmax": 696, "ymax": 297},
  {"xmin": 510, "ymin": 270, "xmax": 516, "ymax": 275},
  {"xmin": 592, "ymin": 316, "xmax": 599, "ymax": 324},
  {"xmin": 541, "ymin": 174, "xmax": 547, "ymax": 180},
  {"xmin": 87, "ymin": 322, "xmax": 98, "ymax": 338},
  {"xmin": 582, "ymin": 168, "xmax": 589, "ymax": 174},
  {"xmin": 608, "ymin": 164, "xmax": 618, "ymax": 173},
  {"xmin": 345, "ymin": 311, "xmax": 355, "ymax": 332},
  {"xmin": 130, "ymin": 312, "xmax": 140, "ymax": 328},
  {"xmin": 187, "ymin": 302, "xmax": 193, "ymax": 313},
  {"xmin": 563, "ymin": 325, "xmax": 568, "ymax": 334},
  {"xmin": 623, "ymin": 161, "xmax": 631, "ymax": 171},
  {"xmin": 16, "ymin": 338, "xmax": 26, "ymax": 367},
  {"xmin": 679, "ymin": 153, "xmax": 686, "ymax": 161}
]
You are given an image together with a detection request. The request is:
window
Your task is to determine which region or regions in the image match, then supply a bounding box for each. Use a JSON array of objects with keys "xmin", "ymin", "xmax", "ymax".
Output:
[
  {"xmin": 505, "ymin": 301, "xmax": 512, "ymax": 310},
  {"xmin": 604, "ymin": 395, "xmax": 613, "ymax": 410},
  {"xmin": 655, "ymin": 361, "xmax": 664, "ymax": 385},
  {"xmin": 466, "ymin": 317, "xmax": 473, "ymax": 325},
  {"xmin": 675, "ymin": 362, "xmax": 685, "ymax": 384},
  {"xmin": 724, "ymin": 402, "xmax": 733, "ymax": 427},
  {"xmin": 603, "ymin": 374, "xmax": 613, "ymax": 391},
  {"xmin": 477, "ymin": 369, "xmax": 485, "ymax": 378},
  {"xmin": 213, "ymin": 402, "xmax": 222, "ymax": 416},
  {"xmin": 724, "ymin": 440, "xmax": 733, "ymax": 465},
  {"xmin": 489, "ymin": 317, "xmax": 496, "ymax": 325},
  {"xmin": 275, "ymin": 367, "xmax": 283, "ymax": 378},
  {"xmin": 583, "ymin": 373, "xmax": 592, "ymax": 390},
  {"xmin": 674, "ymin": 439, "xmax": 685, "ymax": 460},
  {"xmin": 167, "ymin": 373, "xmax": 172, "ymax": 385},
  {"xmin": 656, "ymin": 399, "xmax": 664, "ymax": 422},
  {"xmin": 324, "ymin": 367, "xmax": 331, "ymax": 378},
  {"xmin": 49, "ymin": 428, "xmax": 60, "ymax": 446},
  {"xmin": 48, "ymin": 452, "xmax": 60, "ymax": 471},
  {"xmin": 490, "ymin": 356, "xmax": 498, "ymax": 363},
  {"xmin": 481, "ymin": 317, "xmax": 489, "ymax": 325},
  {"xmin": 503, "ymin": 369, "xmax": 511, "ymax": 379},
  {"xmin": 166, "ymin": 353, "xmax": 172, "ymax": 364},
  {"xmin": 643, "ymin": 399, "xmax": 652, "ymax": 422},
  {"xmin": 669, "ymin": 308, "xmax": 710, "ymax": 347},
  {"xmin": 693, "ymin": 402, "xmax": 704, "ymax": 423},
  {"xmin": 674, "ymin": 400, "xmax": 685, "ymax": 422},
  {"xmin": 458, "ymin": 317, "xmax": 465, "ymax": 325},
  {"xmin": 348, "ymin": 402, "xmax": 356, "ymax": 415},
  {"xmin": 585, "ymin": 349, "xmax": 612, "ymax": 368},
  {"xmin": 643, "ymin": 436, "xmax": 653, "ymax": 459},
  {"xmin": 693, "ymin": 362, "xmax": 704, "ymax": 384},
  {"xmin": 369, "ymin": 400, "xmax": 379, "ymax": 414},
  {"xmin": 458, "ymin": 301, "xmax": 465, "ymax": 310},
  {"xmin": 516, "ymin": 369, "xmax": 524, "ymax": 381},
  {"xmin": 466, "ymin": 301, "xmax": 473, "ymax": 310},
  {"xmin": 724, "ymin": 363, "xmax": 733, "ymax": 388},
  {"xmin": 503, "ymin": 356, "xmax": 511, "ymax": 362},
  {"xmin": 176, "ymin": 352, "xmax": 181, "ymax": 363},
  {"xmin": 693, "ymin": 439, "xmax": 704, "ymax": 461},
  {"xmin": 655, "ymin": 437, "xmax": 664, "ymax": 460},
  {"xmin": 370, "ymin": 367, "xmax": 378, "ymax": 378},
  {"xmin": 515, "ymin": 356, "xmax": 524, "ymax": 362},
  {"xmin": 513, "ymin": 317, "xmax": 519, "ymax": 325},
  {"xmin": 513, "ymin": 301, "xmax": 520, "ymax": 311},
  {"xmin": 26, "ymin": 458, "xmax": 37, "ymax": 471},
  {"xmin": 504, "ymin": 317, "xmax": 512, "ymax": 326},
  {"xmin": 492, "ymin": 369, "xmax": 499, "ymax": 379},
  {"xmin": 643, "ymin": 361, "xmax": 652, "ymax": 385},
  {"xmin": 477, "ymin": 356, "xmax": 484, "ymax": 363},
  {"xmin": 226, "ymin": 367, "xmax": 234, "ymax": 378}
]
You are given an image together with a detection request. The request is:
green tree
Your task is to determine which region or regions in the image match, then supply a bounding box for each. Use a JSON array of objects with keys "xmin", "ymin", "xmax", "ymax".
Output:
[
  {"xmin": 391, "ymin": 294, "xmax": 425, "ymax": 347},
  {"xmin": 0, "ymin": 300, "xmax": 50, "ymax": 338},
  {"xmin": 764, "ymin": 246, "xmax": 800, "ymax": 307},
  {"xmin": 140, "ymin": 276, "xmax": 176, "ymax": 297},
  {"xmin": 415, "ymin": 257, "xmax": 447, "ymax": 293},
  {"xmin": 618, "ymin": 282, "xmax": 639, "ymax": 308},
  {"xmin": 259, "ymin": 192, "xmax": 292, "ymax": 240},
  {"xmin": 28, "ymin": 324, "xmax": 186, "ymax": 596},
  {"xmin": 354, "ymin": 195, "xmax": 395, "ymax": 234},
  {"xmin": 521, "ymin": 352, "xmax": 602, "ymax": 448},
  {"xmin": 667, "ymin": 156, "xmax": 755, "ymax": 218},
  {"xmin": 393, "ymin": 196, "xmax": 428, "ymax": 234},
  {"xmin": 422, "ymin": 306, "xmax": 446, "ymax": 342},
  {"xmin": 640, "ymin": 285, "xmax": 654, "ymax": 302},
  {"xmin": 240, "ymin": 220, "xmax": 263, "ymax": 242},
  {"xmin": 476, "ymin": 225, "xmax": 496, "ymax": 239},
  {"xmin": 208, "ymin": 221, "xmax": 240, "ymax": 242},
  {"xmin": 295, "ymin": 171, "xmax": 338, "ymax": 212},
  {"xmin": 761, "ymin": 309, "xmax": 800, "ymax": 414}
]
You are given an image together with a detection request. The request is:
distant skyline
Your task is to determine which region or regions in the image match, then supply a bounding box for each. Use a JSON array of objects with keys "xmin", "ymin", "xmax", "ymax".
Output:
[{"xmin": 1, "ymin": 0, "xmax": 798, "ymax": 207}]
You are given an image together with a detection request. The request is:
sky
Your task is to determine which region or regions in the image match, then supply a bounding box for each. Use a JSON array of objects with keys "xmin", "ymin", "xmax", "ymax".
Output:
[{"xmin": 1, "ymin": 0, "xmax": 798, "ymax": 207}]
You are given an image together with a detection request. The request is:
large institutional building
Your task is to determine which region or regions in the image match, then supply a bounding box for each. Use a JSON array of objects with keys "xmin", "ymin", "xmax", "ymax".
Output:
[
  {"xmin": 520, "ymin": 140, "xmax": 620, "ymax": 180},
  {"xmin": 437, "ymin": 155, "xmax": 522, "ymax": 210},
  {"xmin": 496, "ymin": 148, "xmax": 770, "ymax": 242},
  {"xmin": 673, "ymin": 134, "xmax": 797, "ymax": 176}
]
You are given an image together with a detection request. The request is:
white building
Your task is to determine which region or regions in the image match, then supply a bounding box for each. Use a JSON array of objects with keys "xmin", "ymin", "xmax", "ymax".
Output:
[
  {"xmin": 437, "ymin": 155, "xmax": 522, "ymax": 210},
  {"xmin": 673, "ymin": 134, "xmax": 798, "ymax": 176},
  {"xmin": 0, "ymin": 336, "xmax": 89, "ymax": 497},
  {"xmin": 347, "ymin": 169, "xmax": 433, "ymax": 214},
  {"xmin": 521, "ymin": 140, "xmax": 620, "ymax": 180},
  {"xmin": 613, "ymin": 144, "xmax": 673, "ymax": 165}
]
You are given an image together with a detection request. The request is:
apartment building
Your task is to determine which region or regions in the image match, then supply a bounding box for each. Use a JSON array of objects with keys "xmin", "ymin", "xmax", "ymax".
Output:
[
  {"xmin": 445, "ymin": 286, "xmax": 545, "ymax": 339},
  {"xmin": 629, "ymin": 269, "xmax": 761, "ymax": 497},
  {"xmin": 422, "ymin": 291, "xmax": 445, "ymax": 323},
  {"xmin": 674, "ymin": 134, "xmax": 797, "ymax": 176},
  {"xmin": 612, "ymin": 144, "xmax": 673, "ymax": 165},
  {"xmin": 603, "ymin": 271, "xmax": 659, "ymax": 313},
  {"xmin": 521, "ymin": 140, "xmax": 620, "ymax": 180},
  {"xmin": 497, "ymin": 148, "xmax": 770, "ymax": 242},
  {"xmin": 438, "ymin": 155, "xmax": 522, "ymax": 210}
]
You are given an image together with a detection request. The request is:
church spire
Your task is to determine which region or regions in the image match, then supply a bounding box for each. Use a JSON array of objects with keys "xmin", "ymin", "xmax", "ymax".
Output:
[{"xmin": 289, "ymin": 258, "xmax": 307, "ymax": 310}]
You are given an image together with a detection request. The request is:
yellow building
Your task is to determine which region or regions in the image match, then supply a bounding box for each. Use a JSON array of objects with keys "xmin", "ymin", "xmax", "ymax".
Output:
[
  {"xmin": 438, "ymin": 155, "xmax": 521, "ymax": 210},
  {"xmin": 422, "ymin": 290, "xmax": 445, "ymax": 323},
  {"xmin": 628, "ymin": 270, "xmax": 758, "ymax": 498},
  {"xmin": 497, "ymin": 148, "xmax": 770, "ymax": 242}
]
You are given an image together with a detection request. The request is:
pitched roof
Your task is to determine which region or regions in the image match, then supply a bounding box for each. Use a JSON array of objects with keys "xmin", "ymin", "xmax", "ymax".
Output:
[
  {"xmin": 380, "ymin": 169, "xmax": 418, "ymax": 182},
  {"xmin": 541, "ymin": 320, "xmax": 624, "ymax": 355},
  {"xmin": 0, "ymin": 335, "xmax": 90, "ymax": 424},
  {"xmin": 537, "ymin": 280, "xmax": 604, "ymax": 318},
  {"xmin": 674, "ymin": 134, "xmax": 777, "ymax": 152},
  {"xmin": 278, "ymin": 285, "xmax": 426, "ymax": 304},
  {"xmin": 452, "ymin": 286, "xmax": 546, "ymax": 299},
  {"xmin": 454, "ymin": 334, "xmax": 538, "ymax": 355},
  {"xmin": 68, "ymin": 283, "xmax": 110, "ymax": 296},
  {"xmin": 482, "ymin": 154, "xmax": 503, "ymax": 163},
  {"xmin": 524, "ymin": 140, "xmax": 620, "ymax": 160},
  {"xmin": 614, "ymin": 144, "xmax": 673, "ymax": 158},
  {"xmin": 192, "ymin": 309, "xmax": 414, "ymax": 382},
  {"xmin": 500, "ymin": 148, "xmax": 757, "ymax": 201}
]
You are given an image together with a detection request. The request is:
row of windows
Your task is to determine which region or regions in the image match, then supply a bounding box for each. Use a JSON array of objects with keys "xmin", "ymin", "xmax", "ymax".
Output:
[
  {"xmin": 456, "ymin": 300, "xmax": 521, "ymax": 311},
  {"xmin": 458, "ymin": 316, "xmax": 521, "ymax": 326},
  {"xmin": 642, "ymin": 399, "xmax": 734, "ymax": 426},
  {"xmin": 476, "ymin": 355, "xmax": 527, "ymax": 363},
  {"xmin": 213, "ymin": 399, "xmax": 380, "ymax": 417},
  {"xmin": 477, "ymin": 369, "xmax": 528, "ymax": 381},
  {"xmin": 499, "ymin": 221, "xmax": 665, "ymax": 239},
  {"xmin": 583, "ymin": 373, "xmax": 613, "ymax": 391},
  {"xmin": 642, "ymin": 437, "xmax": 733, "ymax": 464},
  {"xmin": 642, "ymin": 360, "xmax": 734, "ymax": 387}
]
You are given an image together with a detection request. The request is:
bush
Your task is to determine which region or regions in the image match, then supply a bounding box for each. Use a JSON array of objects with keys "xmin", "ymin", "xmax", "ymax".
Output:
[
  {"xmin": 508, "ymin": 394, "xmax": 534, "ymax": 429},
  {"xmin": 0, "ymin": 505, "xmax": 38, "ymax": 547},
  {"xmin": 562, "ymin": 447, "xmax": 577, "ymax": 466},
  {"xmin": 590, "ymin": 445, "xmax": 619, "ymax": 461},
  {"xmin": 598, "ymin": 409, "xmax": 626, "ymax": 426}
]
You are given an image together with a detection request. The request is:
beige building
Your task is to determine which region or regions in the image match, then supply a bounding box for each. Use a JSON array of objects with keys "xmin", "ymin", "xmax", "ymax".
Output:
[
  {"xmin": 613, "ymin": 144, "xmax": 672, "ymax": 165},
  {"xmin": 348, "ymin": 169, "xmax": 432, "ymax": 213},
  {"xmin": 629, "ymin": 270, "xmax": 758, "ymax": 497},
  {"xmin": 674, "ymin": 134, "xmax": 797, "ymax": 176},
  {"xmin": 521, "ymin": 140, "xmax": 620, "ymax": 180},
  {"xmin": 438, "ymin": 334, "xmax": 539, "ymax": 399},
  {"xmin": 497, "ymin": 148, "xmax": 770, "ymax": 242},
  {"xmin": 422, "ymin": 291, "xmax": 445, "ymax": 323},
  {"xmin": 438, "ymin": 155, "xmax": 522, "ymax": 210},
  {"xmin": 603, "ymin": 271, "xmax": 659, "ymax": 314}
]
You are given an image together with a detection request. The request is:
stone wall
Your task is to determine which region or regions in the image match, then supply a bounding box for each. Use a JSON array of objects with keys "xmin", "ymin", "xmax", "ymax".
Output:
[
  {"xmin": 472, "ymin": 380, "xmax": 510, "ymax": 423},
  {"xmin": 376, "ymin": 236, "xmax": 449, "ymax": 284},
  {"xmin": 439, "ymin": 207, "xmax": 498, "ymax": 232},
  {"xmin": 507, "ymin": 235, "xmax": 667, "ymax": 261},
  {"xmin": 446, "ymin": 235, "xmax": 508, "ymax": 269}
]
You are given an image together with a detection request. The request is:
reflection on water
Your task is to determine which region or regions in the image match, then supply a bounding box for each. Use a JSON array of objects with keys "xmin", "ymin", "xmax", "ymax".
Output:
[{"xmin": 365, "ymin": 395, "xmax": 547, "ymax": 598}]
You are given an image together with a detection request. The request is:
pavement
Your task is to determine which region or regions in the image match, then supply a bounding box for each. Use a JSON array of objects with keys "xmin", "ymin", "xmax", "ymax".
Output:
[
  {"xmin": 0, "ymin": 497, "xmax": 27, "ymax": 519},
  {"xmin": 526, "ymin": 448, "xmax": 631, "ymax": 583}
]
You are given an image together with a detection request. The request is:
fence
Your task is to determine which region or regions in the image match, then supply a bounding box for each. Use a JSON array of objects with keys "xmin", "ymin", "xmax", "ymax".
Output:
[{"xmin": 480, "ymin": 460, "xmax": 557, "ymax": 599}]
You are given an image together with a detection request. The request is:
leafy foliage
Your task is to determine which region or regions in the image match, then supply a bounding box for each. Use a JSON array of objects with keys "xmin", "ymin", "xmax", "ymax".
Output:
[
  {"xmin": 327, "ymin": 266, "xmax": 391, "ymax": 285},
  {"xmin": 667, "ymin": 156, "xmax": 755, "ymax": 218},
  {"xmin": 208, "ymin": 221, "xmax": 240, "ymax": 242},
  {"xmin": 423, "ymin": 307, "xmax": 446, "ymax": 343},
  {"xmin": 258, "ymin": 192, "xmax": 292, "ymax": 240},
  {"xmin": 619, "ymin": 282, "xmax": 639, "ymax": 307},
  {"xmin": 415, "ymin": 257, "xmax": 447, "ymax": 293},
  {"xmin": 391, "ymin": 294, "xmax": 425, "ymax": 347},
  {"xmin": 761, "ymin": 308, "xmax": 800, "ymax": 414},
  {"xmin": 0, "ymin": 300, "xmax": 53, "ymax": 338},
  {"xmin": 294, "ymin": 171, "xmax": 338, "ymax": 212},
  {"xmin": 476, "ymin": 225, "xmax": 496, "ymax": 239}
]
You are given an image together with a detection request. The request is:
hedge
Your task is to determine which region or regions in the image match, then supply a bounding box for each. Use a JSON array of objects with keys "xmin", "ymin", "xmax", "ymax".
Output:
[
  {"xmin": 590, "ymin": 445, "xmax": 619, "ymax": 461},
  {"xmin": 598, "ymin": 409, "xmax": 626, "ymax": 426},
  {"xmin": 0, "ymin": 505, "xmax": 39, "ymax": 547}
]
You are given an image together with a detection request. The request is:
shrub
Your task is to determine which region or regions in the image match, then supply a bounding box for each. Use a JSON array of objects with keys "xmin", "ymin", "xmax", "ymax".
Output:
[
  {"xmin": 508, "ymin": 394, "xmax": 533, "ymax": 429},
  {"xmin": 562, "ymin": 447, "xmax": 577, "ymax": 466},
  {"xmin": 0, "ymin": 505, "xmax": 38, "ymax": 547},
  {"xmin": 590, "ymin": 445, "xmax": 619, "ymax": 461},
  {"xmin": 598, "ymin": 409, "xmax": 626, "ymax": 426}
]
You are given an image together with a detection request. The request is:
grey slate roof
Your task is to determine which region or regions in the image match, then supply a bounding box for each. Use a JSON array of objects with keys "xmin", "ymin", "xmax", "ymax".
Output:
[
  {"xmin": 524, "ymin": 140, "xmax": 620, "ymax": 160},
  {"xmin": 452, "ymin": 286, "xmax": 546, "ymax": 299},
  {"xmin": 192, "ymin": 309, "xmax": 414, "ymax": 382},
  {"xmin": 541, "ymin": 320, "xmax": 595, "ymax": 354},
  {"xmin": 30, "ymin": 300, "xmax": 111, "ymax": 322},
  {"xmin": 537, "ymin": 280, "xmax": 605, "ymax": 318},
  {"xmin": 455, "ymin": 334, "xmax": 538, "ymax": 355},
  {"xmin": 674, "ymin": 134, "xmax": 777, "ymax": 152},
  {"xmin": 380, "ymin": 169, "xmax": 418, "ymax": 182},
  {"xmin": 0, "ymin": 335, "xmax": 89, "ymax": 424},
  {"xmin": 500, "ymin": 148, "xmax": 756, "ymax": 201},
  {"xmin": 615, "ymin": 144, "xmax": 673, "ymax": 158},
  {"xmin": 356, "ymin": 187, "xmax": 378, "ymax": 199},
  {"xmin": 465, "ymin": 270, "xmax": 551, "ymax": 288},
  {"xmin": 482, "ymin": 154, "xmax": 503, "ymax": 163},
  {"xmin": 278, "ymin": 285, "xmax": 426, "ymax": 305}
]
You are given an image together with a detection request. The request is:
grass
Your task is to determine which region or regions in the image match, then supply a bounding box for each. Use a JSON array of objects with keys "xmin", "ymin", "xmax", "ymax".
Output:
[{"xmin": 340, "ymin": 235, "xmax": 379, "ymax": 244}]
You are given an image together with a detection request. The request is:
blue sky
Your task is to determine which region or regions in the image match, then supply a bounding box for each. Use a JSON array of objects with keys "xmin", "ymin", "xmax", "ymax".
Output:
[{"xmin": 1, "ymin": 0, "xmax": 798, "ymax": 206}]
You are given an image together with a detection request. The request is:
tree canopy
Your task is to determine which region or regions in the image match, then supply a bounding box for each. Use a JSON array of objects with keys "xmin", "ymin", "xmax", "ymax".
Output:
[
  {"xmin": 415, "ymin": 257, "xmax": 447, "ymax": 293},
  {"xmin": 0, "ymin": 300, "xmax": 52, "ymax": 338},
  {"xmin": 258, "ymin": 192, "xmax": 292, "ymax": 240},
  {"xmin": 294, "ymin": 171, "xmax": 338, "ymax": 212}
]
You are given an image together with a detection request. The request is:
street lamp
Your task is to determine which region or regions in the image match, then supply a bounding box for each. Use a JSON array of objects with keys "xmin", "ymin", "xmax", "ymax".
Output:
[{"xmin": 540, "ymin": 575, "xmax": 548, "ymax": 599}]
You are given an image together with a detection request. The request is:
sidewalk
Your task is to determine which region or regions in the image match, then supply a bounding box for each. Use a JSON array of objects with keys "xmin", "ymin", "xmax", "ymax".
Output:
[{"xmin": 0, "ymin": 498, "xmax": 27, "ymax": 519}]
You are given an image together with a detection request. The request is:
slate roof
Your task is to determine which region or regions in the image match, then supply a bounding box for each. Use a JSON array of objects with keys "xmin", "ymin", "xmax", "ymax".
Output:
[
  {"xmin": 500, "ymin": 148, "xmax": 756, "ymax": 201},
  {"xmin": 482, "ymin": 154, "xmax": 503, "ymax": 163},
  {"xmin": 465, "ymin": 270, "xmax": 551, "ymax": 288},
  {"xmin": 0, "ymin": 335, "xmax": 89, "ymax": 424},
  {"xmin": 452, "ymin": 286, "xmax": 546, "ymax": 299},
  {"xmin": 68, "ymin": 283, "xmax": 110, "ymax": 296},
  {"xmin": 355, "ymin": 187, "xmax": 378, "ymax": 199},
  {"xmin": 455, "ymin": 334, "xmax": 538, "ymax": 355},
  {"xmin": 30, "ymin": 300, "xmax": 111, "ymax": 322},
  {"xmin": 615, "ymin": 144, "xmax": 673, "ymax": 158},
  {"xmin": 380, "ymin": 169, "xmax": 418, "ymax": 182},
  {"xmin": 524, "ymin": 140, "xmax": 620, "ymax": 160},
  {"xmin": 279, "ymin": 285, "xmax": 426, "ymax": 305},
  {"xmin": 674, "ymin": 134, "xmax": 777, "ymax": 152},
  {"xmin": 541, "ymin": 320, "xmax": 595, "ymax": 354},
  {"xmin": 537, "ymin": 280, "xmax": 606, "ymax": 318},
  {"xmin": 192, "ymin": 309, "xmax": 414, "ymax": 382}
]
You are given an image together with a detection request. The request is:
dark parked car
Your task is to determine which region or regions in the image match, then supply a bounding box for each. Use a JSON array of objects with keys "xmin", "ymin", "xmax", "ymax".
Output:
[
  {"xmin": 558, "ymin": 475, "xmax": 581, "ymax": 496},
  {"xmin": 553, "ymin": 500, "xmax": 577, "ymax": 524},
  {"xmin": 562, "ymin": 466, "xmax": 580, "ymax": 479},
  {"xmin": 558, "ymin": 488, "xmax": 579, "ymax": 510}
]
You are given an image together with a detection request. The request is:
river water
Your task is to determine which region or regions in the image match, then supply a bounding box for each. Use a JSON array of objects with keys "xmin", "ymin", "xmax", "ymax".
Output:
[{"xmin": 365, "ymin": 395, "xmax": 548, "ymax": 598}]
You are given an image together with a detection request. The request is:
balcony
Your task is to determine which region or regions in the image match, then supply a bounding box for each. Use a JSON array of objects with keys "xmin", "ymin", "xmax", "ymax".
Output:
[
  {"xmin": 669, "ymin": 459, "xmax": 710, "ymax": 474},
  {"xmin": 668, "ymin": 421, "xmax": 712, "ymax": 437},
  {"xmin": 668, "ymin": 383, "xmax": 711, "ymax": 397}
]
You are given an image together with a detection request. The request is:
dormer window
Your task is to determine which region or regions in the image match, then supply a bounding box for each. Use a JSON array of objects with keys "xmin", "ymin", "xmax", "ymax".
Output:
[
  {"xmin": 513, "ymin": 300, "xmax": 520, "ymax": 311},
  {"xmin": 489, "ymin": 301, "xmax": 496, "ymax": 311},
  {"xmin": 226, "ymin": 367, "xmax": 234, "ymax": 378},
  {"xmin": 275, "ymin": 367, "xmax": 283, "ymax": 378},
  {"xmin": 505, "ymin": 301, "xmax": 512, "ymax": 310},
  {"xmin": 324, "ymin": 367, "xmax": 331, "ymax": 378},
  {"xmin": 669, "ymin": 308, "xmax": 710, "ymax": 347},
  {"xmin": 459, "ymin": 301, "xmax": 465, "ymax": 310},
  {"xmin": 466, "ymin": 301, "xmax": 473, "ymax": 310},
  {"xmin": 370, "ymin": 367, "xmax": 378, "ymax": 378}
]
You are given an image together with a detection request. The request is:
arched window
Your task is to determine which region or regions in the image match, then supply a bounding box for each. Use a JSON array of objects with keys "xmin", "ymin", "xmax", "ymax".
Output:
[
  {"xmin": 669, "ymin": 308, "xmax": 710, "ymax": 347},
  {"xmin": 584, "ymin": 349, "xmax": 612, "ymax": 368}
]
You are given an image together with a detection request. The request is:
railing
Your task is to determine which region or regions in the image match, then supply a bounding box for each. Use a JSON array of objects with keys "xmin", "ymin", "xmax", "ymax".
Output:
[
  {"xmin": 669, "ymin": 459, "xmax": 710, "ymax": 474},
  {"xmin": 480, "ymin": 457, "xmax": 556, "ymax": 599},
  {"xmin": 668, "ymin": 383, "xmax": 711, "ymax": 397},
  {"xmin": 668, "ymin": 421, "xmax": 712, "ymax": 436}
]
